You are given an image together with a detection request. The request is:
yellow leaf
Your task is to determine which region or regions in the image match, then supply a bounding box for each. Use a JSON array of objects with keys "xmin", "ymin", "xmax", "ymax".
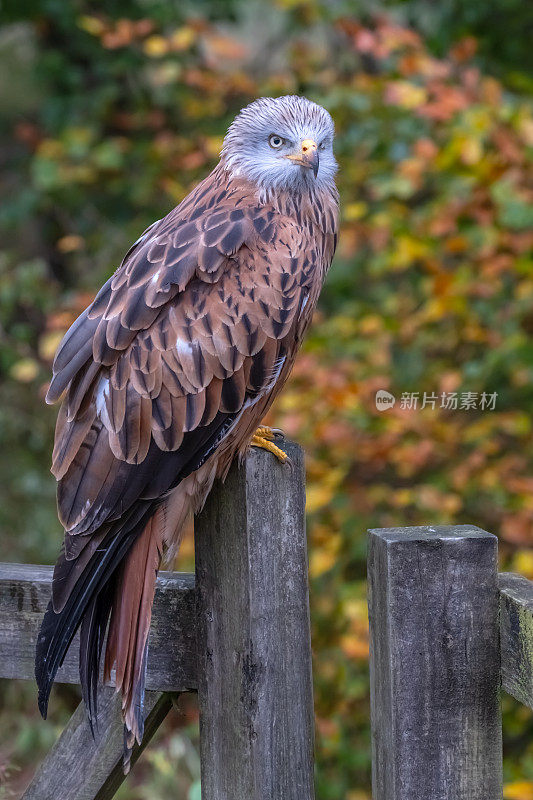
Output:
[
  {"xmin": 511, "ymin": 551, "xmax": 533, "ymax": 581},
  {"xmin": 504, "ymin": 781, "xmax": 533, "ymax": 800},
  {"xmin": 344, "ymin": 202, "xmax": 367, "ymax": 221},
  {"xmin": 309, "ymin": 548, "xmax": 336, "ymax": 578},
  {"xmin": 57, "ymin": 234, "xmax": 84, "ymax": 253},
  {"xmin": 170, "ymin": 26, "xmax": 196, "ymax": 51},
  {"xmin": 392, "ymin": 488, "xmax": 413, "ymax": 508},
  {"xmin": 306, "ymin": 484, "xmax": 334, "ymax": 514},
  {"xmin": 204, "ymin": 136, "xmax": 224, "ymax": 158},
  {"xmin": 460, "ymin": 137, "xmax": 482, "ymax": 165},
  {"xmin": 275, "ymin": 0, "xmax": 308, "ymax": 8},
  {"xmin": 39, "ymin": 331, "xmax": 64, "ymax": 361},
  {"xmin": 11, "ymin": 359, "xmax": 39, "ymax": 383},
  {"xmin": 519, "ymin": 117, "xmax": 533, "ymax": 147},
  {"xmin": 358, "ymin": 315, "xmax": 382, "ymax": 335},
  {"xmin": 340, "ymin": 632, "xmax": 369, "ymax": 659},
  {"xmin": 161, "ymin": 177, "xmax": 186, "ymax": 201},
  {"xmin": 385, "ymin": 80, "xmax": 428, "ymax": 109},
  {"xmin": 77, "ymin": 15, "xmax": 105, "ymax": 36},
  {"xmin": 344, "ymin": 599, "xmax": 368, "ymax": 621},
  {"xmin": 143, "ymin": 35, "xmax": 169, "ymax": 57},
  {"xmin": 37, "ymin": 139, "xmax": 63, "ymax": 159},
  {"xmin": 390, "ymin": 234, "xmax": 429, "ymax": 269}
]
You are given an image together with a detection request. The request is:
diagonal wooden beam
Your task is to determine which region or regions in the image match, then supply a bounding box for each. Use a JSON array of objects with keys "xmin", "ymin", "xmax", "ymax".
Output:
[{"xmin": 22, "ymin": 687, "xmax": 173, "ymax": 800}]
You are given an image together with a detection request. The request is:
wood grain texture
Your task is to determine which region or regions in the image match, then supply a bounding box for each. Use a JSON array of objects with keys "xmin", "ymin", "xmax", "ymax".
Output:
[
  {"xmin": 0, "ymin": 564, "xmax": 197, "ymax": 691},
  {"xmin": 194, "ymin": 441, "xmax": 315, "ymax": 800},
  {"xmin": 499, "ymin": 572, "xmax": 533, "ymax": 709},
  {"xmin": 22, "ymin": 687, "xmax": 172, "ymax": 800},
  {"xmin": 367, "ymin": 525, "xmax": 502, "ymax": 800}
]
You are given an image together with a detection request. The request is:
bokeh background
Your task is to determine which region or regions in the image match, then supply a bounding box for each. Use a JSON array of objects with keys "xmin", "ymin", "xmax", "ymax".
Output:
[{"xmin": 1, "ymin": 1, "xmax": 533, "ymax": 797}]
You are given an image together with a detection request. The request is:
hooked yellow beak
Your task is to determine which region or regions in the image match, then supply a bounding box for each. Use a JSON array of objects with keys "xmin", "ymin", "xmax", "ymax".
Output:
[{"xmin": 286, "ymin": 139, "xmax": 319, "ymax": 178}]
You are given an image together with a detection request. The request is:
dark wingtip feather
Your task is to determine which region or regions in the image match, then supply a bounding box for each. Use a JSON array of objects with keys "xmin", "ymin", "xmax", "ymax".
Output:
[
  {"xmin": 35, "ymin": 602, "xmax": 58, "ymax": 719},
  {"xmin": 37, "ymin": 682, "xmax": 50, "ymax": 720},
  {"xmin": 79, "ymin": 580, "xmax": 116, "ymax": 740}
]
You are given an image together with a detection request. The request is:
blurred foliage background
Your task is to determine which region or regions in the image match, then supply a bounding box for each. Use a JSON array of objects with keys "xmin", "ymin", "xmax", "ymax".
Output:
[{"xmin": 1, "ymin": 0, "xmax": 533, "ymax": 798}]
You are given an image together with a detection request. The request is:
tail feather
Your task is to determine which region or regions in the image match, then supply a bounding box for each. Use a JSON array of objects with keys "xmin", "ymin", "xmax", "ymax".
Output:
[
  {"xmin": 122, "ymin": 646, "xmax": 148, "ymax": 774},
  {"xmin": 79, "ymin": 578, "xmax": 115, "ymax": 735},
  {"xmin": 35, "ymin": 501, "xmax": 153, "ymax": 719},
  {"xmin": 104, "ymin": 509, "xmax": 164, "ymax": 768},
  {"xmin": 36, "ymin": 498, "xmax": 167, "ymax": 772}
]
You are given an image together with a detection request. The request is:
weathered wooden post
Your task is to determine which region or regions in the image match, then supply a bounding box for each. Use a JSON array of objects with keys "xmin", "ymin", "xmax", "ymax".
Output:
[
  {"xmin": 195, "ymin": 441, "xmax": 315, "ymax": 800},
  {"xmin": 367, "ymin": 525, "xmax": 502, "ymax": 800}
]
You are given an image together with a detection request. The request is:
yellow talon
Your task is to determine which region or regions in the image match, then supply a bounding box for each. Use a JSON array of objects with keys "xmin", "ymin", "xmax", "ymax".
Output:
[
  {"xmin": 254, "ymin": 426, "xmax": 275, "ymax": 441},
  {"xmin": 251, "ymin": 428, "xmax": 289, "ymax": 464}
]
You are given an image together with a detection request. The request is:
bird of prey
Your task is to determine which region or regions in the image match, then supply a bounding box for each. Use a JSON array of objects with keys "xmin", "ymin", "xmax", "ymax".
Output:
[{"xmin": 35, "ymin": 95, "xmax": 339, "ymax": 765}]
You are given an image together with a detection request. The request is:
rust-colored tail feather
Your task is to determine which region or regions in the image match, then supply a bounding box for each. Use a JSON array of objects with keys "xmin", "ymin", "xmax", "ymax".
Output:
[
  {"xmin": 35, "ymin": 502, "xmax": 153, "ymax": 721},
  {"xmin": 104, "ymin": 509, "xmax": 164, "ymax": 771}
]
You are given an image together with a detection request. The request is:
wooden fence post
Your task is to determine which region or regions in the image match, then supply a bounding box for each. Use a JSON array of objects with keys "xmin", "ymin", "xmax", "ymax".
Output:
[
  {"xmin": 367, "ymin": 525, "xmax": 502, "ymax": 800},
  {"xmin": 194, "ymin": 441, "xmax": 315, "ymax": 800}
]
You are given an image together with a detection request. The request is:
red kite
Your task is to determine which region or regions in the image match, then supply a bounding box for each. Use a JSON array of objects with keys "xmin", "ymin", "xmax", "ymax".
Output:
[{"xmin": 36, "ymin": 95, "xmax": 338, "ymax": 766}]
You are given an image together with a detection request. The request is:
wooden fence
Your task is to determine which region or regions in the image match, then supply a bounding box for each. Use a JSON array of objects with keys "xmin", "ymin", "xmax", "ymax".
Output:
[
  {"xmin": 3, "ymin": 447, "xmax": 533, "ymax": 799},
  {"xmin": 0, "ymin": 441, "xmax": 314, "ymax": 800},
  {"xmin": 368, "ymin": 525, "xmax": 533, "ymax": 800}
]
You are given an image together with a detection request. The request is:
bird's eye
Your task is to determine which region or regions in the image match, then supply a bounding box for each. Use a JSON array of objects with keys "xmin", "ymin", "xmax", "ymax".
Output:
[
  {"xmin": 269, "ymin": 134, "xmax": 284, "ymax": 149},
  {"xmin": 319, "ymin": 140, "xmax": 328, "ymax": 151}
]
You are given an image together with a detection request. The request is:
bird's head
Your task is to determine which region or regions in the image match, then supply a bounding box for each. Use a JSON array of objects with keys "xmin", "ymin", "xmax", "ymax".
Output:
[{"xmin": 221, "ymin": 95, "xmax": 337, "ymax": 194}]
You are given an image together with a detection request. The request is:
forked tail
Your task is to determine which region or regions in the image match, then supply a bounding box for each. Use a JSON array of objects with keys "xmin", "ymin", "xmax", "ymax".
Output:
[{"xmin": 35, "ymin": 503, "xmax": 164, "ymax": 772}]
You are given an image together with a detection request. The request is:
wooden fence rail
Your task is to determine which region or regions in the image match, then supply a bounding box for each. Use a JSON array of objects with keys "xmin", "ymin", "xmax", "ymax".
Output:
[
  {"xmin": 499, "ymin": 572, "xmax": 533, "ymax": 708},
  {"xmin": 0, "ymin": 440, "xmax": 314, "ymax": 800}
]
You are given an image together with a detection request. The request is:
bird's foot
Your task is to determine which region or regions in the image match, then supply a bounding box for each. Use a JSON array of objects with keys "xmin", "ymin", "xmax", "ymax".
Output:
[{"xmin": 251, "ymin": 427, "xmax": 289, "ymax": 464}]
